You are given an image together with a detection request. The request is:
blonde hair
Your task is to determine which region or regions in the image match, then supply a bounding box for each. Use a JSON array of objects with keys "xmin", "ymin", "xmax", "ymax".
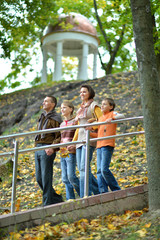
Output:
[{"xmin": 62, "ymin": 100, "xmax": 74, "ymax": 115}]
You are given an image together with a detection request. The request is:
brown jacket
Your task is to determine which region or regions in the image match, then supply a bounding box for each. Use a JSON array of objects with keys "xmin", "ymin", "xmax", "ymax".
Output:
[{"xmin": 35, "ymin": 111, "xmax": 62, "ymax": 150}]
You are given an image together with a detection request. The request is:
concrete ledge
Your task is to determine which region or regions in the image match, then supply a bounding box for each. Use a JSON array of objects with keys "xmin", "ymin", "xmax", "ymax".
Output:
[{"xmin": 0, "ymin": 184, "xmax": 148, "ymax": 232}]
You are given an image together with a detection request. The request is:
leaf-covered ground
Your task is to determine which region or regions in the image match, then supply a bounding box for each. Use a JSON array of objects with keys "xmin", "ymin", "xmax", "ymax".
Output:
[
  {"xmin": 1, "ymin": 71, "xmax": 159, "ymax": 239},
  {"xmin": 1, "ymin": 208, "xmax": 160, "ymax": 239},
  {"xmin": 0, "ymin": 123, "xmax": 147, "ymax": 213}
]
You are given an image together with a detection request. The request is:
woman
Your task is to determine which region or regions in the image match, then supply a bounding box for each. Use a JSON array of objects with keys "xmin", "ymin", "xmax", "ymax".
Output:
[
  {"xmin": 60, "ymin": 100, "xmax": 80, "ymax": 200},
  {"xmin": 69, "ymin": 84, "xmax": 102, "ymax": 198}
]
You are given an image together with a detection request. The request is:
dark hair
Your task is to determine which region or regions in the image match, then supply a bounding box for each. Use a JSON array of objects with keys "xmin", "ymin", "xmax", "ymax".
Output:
[
  {"xmin": 62, "ymin": 100, "xmax": 74, "ymax": 115},
  {"xmin": 47, "ymin": 96, "xmax": 57, "ymax": 107},
  {"xmin": 104, "ymin": 98, "xmax": 115, "ymax": 111},
  {"xmin": 80, "ymin": 84, "xmax": 95, "ymax": 100}
]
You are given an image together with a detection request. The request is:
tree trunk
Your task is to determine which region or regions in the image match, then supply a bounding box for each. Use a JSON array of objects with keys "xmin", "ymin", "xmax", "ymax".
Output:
[{"xmin": 130, "ymin": 0, "xmax": 160, "ymax": 210}]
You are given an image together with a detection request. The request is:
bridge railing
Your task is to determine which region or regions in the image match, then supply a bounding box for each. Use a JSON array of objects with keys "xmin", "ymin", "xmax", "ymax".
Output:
[{"xmin": 0, "ymin": 116, "xmax": 144, "ymax": 214}]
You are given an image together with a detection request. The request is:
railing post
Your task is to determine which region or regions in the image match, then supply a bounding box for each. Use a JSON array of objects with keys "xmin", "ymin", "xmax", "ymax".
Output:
[
  {"xmin": 11, "ymin": 140, "xmax": 19, "ymax": 214},
  {"xmin": 84, "ymin": 129, "xmax": 90, "ymax": 197}
]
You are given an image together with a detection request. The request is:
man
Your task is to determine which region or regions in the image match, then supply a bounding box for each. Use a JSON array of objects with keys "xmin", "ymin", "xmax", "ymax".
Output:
[{"xmin": 35, "ymin": 95, "xmax": 63, "ymax": 206}]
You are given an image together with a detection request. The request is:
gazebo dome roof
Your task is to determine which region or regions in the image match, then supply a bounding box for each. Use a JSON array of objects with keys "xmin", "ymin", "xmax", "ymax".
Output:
[
  {"xmin": 43, "ymin": 14, "xmax": 98, "ymax": 39},
  {"xmin": 40, "ymin": 14, "xmax": 99, "ymax": 82}
]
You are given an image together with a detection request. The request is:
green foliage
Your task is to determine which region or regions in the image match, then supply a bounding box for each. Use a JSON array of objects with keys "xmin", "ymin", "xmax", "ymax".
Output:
[
  {"xmin": 151, "ymin": 0, "xmax": 160, "ymax": 54},
  {"xmin": 0, "ymin": 159, "xmax": 13, "ymax": 181},
  {"xmin": 0, "ymin": 79, "xmax": 8, "ymax": 91},
  {"xmin": 0, "ymin": 0, "xmax": 159, "ymax": 91},
  {"xmin": 0, "ymin": 0, "xmax": 58, "ymax": 90},
  {"xmin": 30, "ymin": 75, "xmax": 41, "ymax": 86},
  {"xmin": 52, "ymin": 0, "xmax": 137, "ymax": 75}
]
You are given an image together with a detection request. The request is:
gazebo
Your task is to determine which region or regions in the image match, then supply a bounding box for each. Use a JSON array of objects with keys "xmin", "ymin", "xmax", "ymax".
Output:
[{"xmin": 41, "ymin": 14, "xmax": 99, "ymax": 82}]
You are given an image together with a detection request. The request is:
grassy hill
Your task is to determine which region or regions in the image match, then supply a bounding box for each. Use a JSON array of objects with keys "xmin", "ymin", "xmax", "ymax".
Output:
[
  {"xmin": 2, "ymin": 71, "xmax": 160, "ymax": 240},
  {"xmin": 0, "ymin": 70, "xmax": 147, "ymax": 212},
  {"xmin": 0, "ymin": 71, "xmax": 142, "ymax": 135}
]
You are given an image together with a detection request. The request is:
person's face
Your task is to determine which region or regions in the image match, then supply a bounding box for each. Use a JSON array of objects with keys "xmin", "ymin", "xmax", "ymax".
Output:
[
  {"xmin": 80, "ymin": 87, "xmax": 90, "ymax": 103},
  {"xmin": 101, "ymin": 100, "xmax": 113, "ymax": 114},
  {"xmin": 61, "ymin": 103, "xmax": 72, "ymax": 118},
  {"xmin": 43, "ymin": 97, "xmax": 55, "ymax": 113}
]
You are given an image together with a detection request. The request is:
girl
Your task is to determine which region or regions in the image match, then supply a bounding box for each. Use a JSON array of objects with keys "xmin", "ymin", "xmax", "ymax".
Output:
[{"xmin": 60, "ymin": 100, "xmax": 80, "ymax": 200}]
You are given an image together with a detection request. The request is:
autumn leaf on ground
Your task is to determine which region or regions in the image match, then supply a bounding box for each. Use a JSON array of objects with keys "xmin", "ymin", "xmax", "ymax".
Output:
[{"xmin": 136, "ymin": 228, "xmax": 147, "ymax": 237}]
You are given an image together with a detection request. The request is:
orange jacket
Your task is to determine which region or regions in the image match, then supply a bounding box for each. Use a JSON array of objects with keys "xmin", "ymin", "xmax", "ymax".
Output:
[{"xmin": 90, "ymin": 111, "xmax": 124, "ymax": 148}]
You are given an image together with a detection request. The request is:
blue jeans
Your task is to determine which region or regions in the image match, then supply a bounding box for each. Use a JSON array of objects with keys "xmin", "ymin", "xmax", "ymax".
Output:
[
  {"xmin": 35, "ymin": 144, "xmax": 63, "ymax": 206},
  {"xmin": 61, "ymin": 153, "xmax": 80, "ymax": 200},
  {"xmin": 97, "ymin": 146, "xmax": 121, "ymax": 193},
  {"xmin": 76, "ymin": 145, "xmax": 99, "ymax": 198}
]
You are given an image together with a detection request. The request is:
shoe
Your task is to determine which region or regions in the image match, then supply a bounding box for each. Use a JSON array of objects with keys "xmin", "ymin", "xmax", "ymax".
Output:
[{"xmin": 53, "ymin": 193, "xmax": 64, "ymax": 204}]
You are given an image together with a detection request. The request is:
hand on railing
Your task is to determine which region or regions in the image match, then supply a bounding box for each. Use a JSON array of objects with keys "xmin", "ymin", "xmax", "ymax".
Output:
[
  {"xmin": 87, "ymin": 118, "xmax": 96, "ymax": 123},
  {"xmin": 85, "ymin": 126, "xmax": 93, "ymax": 131},
  {"xmin": 45, "ymin": 148, "xmax": 54, "ymax": 156},
  {"xmin": 106, "ymin": 118, "xmax": 112, "ymax": 123},
  {"xmin": 67, "ymin": 145, "xmax": 75, "ymax": 152}
]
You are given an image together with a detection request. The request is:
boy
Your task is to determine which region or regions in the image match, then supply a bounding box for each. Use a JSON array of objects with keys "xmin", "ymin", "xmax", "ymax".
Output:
[{"xmin": 90, "ymin": 98, "xmax": 124, "ymax": 193}]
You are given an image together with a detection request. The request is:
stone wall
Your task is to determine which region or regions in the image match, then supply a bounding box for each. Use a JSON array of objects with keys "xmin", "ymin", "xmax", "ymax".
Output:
[{"xmin": 0, "ymin": 184, "xmax": 148, "ymax": 233}]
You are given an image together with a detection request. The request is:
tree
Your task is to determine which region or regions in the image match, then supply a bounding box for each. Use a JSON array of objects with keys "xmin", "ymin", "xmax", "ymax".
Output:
[
  {"xmin": 130, "ymin": 0, "xmax": 160, "ymax": 210},
  {"xmin": 0, "ymin": 0, "xmax": 137, "ymax": 91},
  {"xmin": 54, "ymin": 0, "xmax": 160, "ymax": 79},
  {"xmin": 93, "ymin": 0, "xmax": 160, "ymax": 76},
  {"xmin": 56, "ymin": 0, "xmax": 138, "ymax": 75},
  {"xmin": 0, "ymin": 0, "xmax": 58, "ymax": 90},
  {"xmin": 1, "ymin": 0, "xmax": 159, "ymax": 91},
  {"xmin": 93, "ymin": 0, "xmax": 134, "ymax": 75}
]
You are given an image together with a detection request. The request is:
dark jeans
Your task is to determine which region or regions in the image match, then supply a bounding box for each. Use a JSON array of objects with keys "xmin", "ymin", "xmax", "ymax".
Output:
[{"xmin": 35, "ymin": 143, "xmax": 63, "ymax": 206}]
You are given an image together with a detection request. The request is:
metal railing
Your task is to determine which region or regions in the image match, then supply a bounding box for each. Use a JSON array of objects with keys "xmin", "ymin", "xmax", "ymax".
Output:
[{"xmin": 0, "ymin": 116, "xmax": 144, "ymax": 213}]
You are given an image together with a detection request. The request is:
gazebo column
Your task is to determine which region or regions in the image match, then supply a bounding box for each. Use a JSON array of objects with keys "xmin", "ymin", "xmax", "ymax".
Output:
[
  {"xmin": 93, "ymin": 51, "xmax": 98, "ymax": 79},
  {"xmin": 41, "ymin": 47, "xmax": 47, "ymax": 83},
  {"xmin": 54, "ymin": 41, "xmax": 63, "ymax": 81},
  {"xmin": 77, "ymin": 56, "xmax": 82, "ymax": 79},
  {"xmin": 80, "ymin": 42, "xmax": 88, "ymax": 80},
  {"xmin": 52, "ymin": 55, "xmax": 55, "ymax": 81}
]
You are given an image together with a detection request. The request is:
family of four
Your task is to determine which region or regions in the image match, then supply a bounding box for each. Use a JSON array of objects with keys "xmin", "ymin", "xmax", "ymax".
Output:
[{"xmin": 34, "ymin": 84, "xmax": 124, "ymax": 206}]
